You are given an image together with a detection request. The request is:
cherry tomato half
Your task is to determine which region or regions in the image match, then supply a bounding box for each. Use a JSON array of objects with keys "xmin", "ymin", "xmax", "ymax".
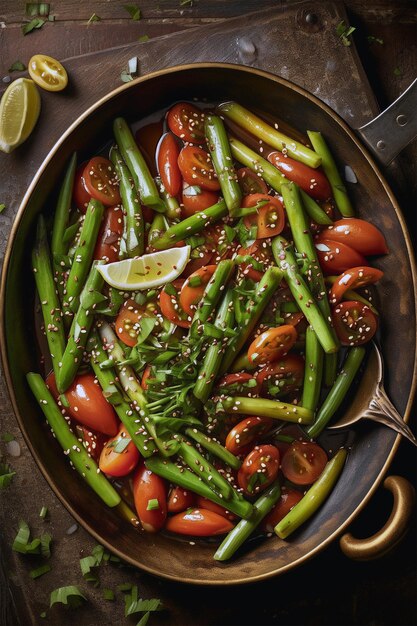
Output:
[
  {"xmin": 318, "ymin": 218, "xmax": 388, "ymax": 256},
  {"xmin": 332, "ymin": 300, "xmax": 378, "ymax": 346},
  {"xmin": 133, "ymin": 465, "xmax": 168, "ymax": 532},
  {"xmin": 281, "ymin": 441, "xmax": 328, "ymax": 485},
  {"xmin": 243, "ymin": 194, "xmax": 285, "ymax": 239},
  {"xmin": 179, "ymin": 265, "xmax": 217, "ymax": 317},
  {"xmin": 195, "ymin": 496, "xmax": 237, "ymax": 522},
  {"xmin": 167, "ymin": 486, "xmax": 196, "ymax": 514},
  {"xmin": 99, "ymin": 424, "xmax": 141, "ymax": 477},
  {"xmin": 165, "ymin": 508, "xmax": 234, "ymax": 537},
  {"xmin": 256, "ymin": 354, "xmax": 305, "ymax": 398},
  {"xmin": 329, "ymin": 266, "xmax": 384, "ymax": 305},
  {"xmin": 218, "ymin": 372, "xmax": 260, "ymax": 397},
  {"xmin": 74, "ymin": 424, "xmax": 107, "ymax": 463},
  {"xmin": 115, "ymin": 298, "xmax": 158, "ymax": 347},
  {"xmin": 267, "ymin": 152, "xmax": 332, "ymax": 201},
  {"xmin": 237, "ymin": 167, "xmax": 269, "ymax": 195},
  {"xmin": 236, "ymin": 239, "xmax": 274, "ymax": 282},
  {"xmin": 83, "ymin": 157, "xmax": 121, "ymax": 207},
  {"xmin": 238, "ymin": 445, "xmax": 280, "ymax": 496},
  {"xmin": 247, "ymin": 325, "xmax": 297, "ymax": 365},
  {"xmin": 93, "ymin": 205, "xmax": 124, "ymax": 263},
  {"xmin": 28, "ymin": 54, "xmax": 68, "ymax": 92},
  {"xmin": 159, "ymin": 279, "xmax": 191, "ymax": 328},
  {"xmin": 73, "ymin": 162, "xmax": 91, "ymax": 213},
  {"xmin": 261, "ymin": 487, "xmax": 303, "ymax": 532},
  {"xmin": 181, "ymin": 182, "xmax": 219, "ymax": 217},
  {"xmin": 157, "ymin": 132, "xmax": 181, "ymax": 197},
  {"xmin": 315, "ymin": 236, "xmax": 367, "ymax": 275},
  {"xmin": 178, "ymin": 146, "xmax": 220, "ymax": 191},
  {"xmin": 166, "ymin": 102, "xmax": 205, "ymax": 144},
  {"xmin": 225, "ymin": 416, "xmax": 274, "ymax": 456},
  {"xmin": 46, "ymin": 372, "xmax": 119, "ymax": 437}
]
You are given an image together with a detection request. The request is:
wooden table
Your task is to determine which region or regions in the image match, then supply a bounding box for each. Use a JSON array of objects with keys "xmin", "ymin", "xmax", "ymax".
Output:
[{"xmin": 0, "ymin": 2, "xmax": 416, "ymax": 625}]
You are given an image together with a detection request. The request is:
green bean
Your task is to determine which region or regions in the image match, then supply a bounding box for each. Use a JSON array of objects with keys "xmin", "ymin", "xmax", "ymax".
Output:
[
  {"xmin": 218, "ymin": 102, "xmax": 321, "ymax": 168},
  {"xmin": 214, "ymin": 482, "xmax": 281, "ymax": 561},
  {"xmin": 151, "ymin": 199, "xmax": 228, "ymax": 250},
  {"xmin": 177, "ymin": 440, "xmax": 233, "ymax": 500},
  {"xmin": 184, "ymin": 427, "xmax": 241, "ymax": 470},
  {"xmin": 307, "ymin": 130, "xmax": 354, "ymax": 217},
  {"xmin": 205, "ymin": 114, "xmax": 242, "ymax": 214},
  {"xmin": 306, "ymin": 347, "xmax": 365, "ymax": 439},
  {"xmin": 113, "ymin": 117, "xmax": 165, "ymax": 212},
  {"xmin": 222, "ymin": 396, "xmax": 313, "ymax": 424},
  {"xmin": 191, "ymin": 259, "xmax": 235, "ymax": 327},
  {"xmin": 275, "ymin": 448, "xmax": 347, "ymax": 538},
  {"xmin": 51, "ymin": 152, "xmax": 77, "ymax": 264},
  {"xmin": 301, "ymin": 326, "xmax": 324, "ymax": 413},
  {"xmin": 27, "ymin": 373, "xmax": 121, "ymax": 508},
  {"xmin": 110, "ymin": 146, "xmax": 144, "ymax": 257},
  {"xmin": 156, "ymin": 177, "xmax": 182, "ymax": 220},
  {"xmin": 148, "ymin": 213, "xmax": 170, "ymax": 248},
  {"xmin": 32, "ymin": 216, "xmax": 65, "ymax": 380}
]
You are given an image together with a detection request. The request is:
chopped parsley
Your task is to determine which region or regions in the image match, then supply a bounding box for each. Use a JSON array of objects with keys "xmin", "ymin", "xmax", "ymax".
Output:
[{"xmin": 336, "ymin": 20, "xmax": 356, "ymax": 46}]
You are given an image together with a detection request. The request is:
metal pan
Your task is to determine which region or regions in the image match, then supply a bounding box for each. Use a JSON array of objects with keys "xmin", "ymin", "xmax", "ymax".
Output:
[{"xmin": 0, "ymin": 63, "xmax": 416, "ymax": 584}]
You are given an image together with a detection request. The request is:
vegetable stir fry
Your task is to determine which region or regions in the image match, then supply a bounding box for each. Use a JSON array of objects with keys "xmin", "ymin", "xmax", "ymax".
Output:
[{"xmin": 27, "ymin": 99, "xmax": 388, "ymax": 561}]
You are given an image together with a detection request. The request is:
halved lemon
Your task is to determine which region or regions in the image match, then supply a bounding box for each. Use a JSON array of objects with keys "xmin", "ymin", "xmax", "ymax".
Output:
[
  {"xmin": 0, "ymin": 78, "xmax": 41, "ymax": 153},
  {"xmin": 97, "ymin": 246, "xmax": 191, "ymax": 290}
]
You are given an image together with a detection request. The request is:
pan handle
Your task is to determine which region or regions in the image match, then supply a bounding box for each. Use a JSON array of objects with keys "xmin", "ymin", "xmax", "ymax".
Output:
[
  {"xmin": 357, "ymin": 79, "xmax": 417, "ymax": 166},
  {"xmin": 339, "ymin": 475, "xmax": 415, "ymax": 560}
]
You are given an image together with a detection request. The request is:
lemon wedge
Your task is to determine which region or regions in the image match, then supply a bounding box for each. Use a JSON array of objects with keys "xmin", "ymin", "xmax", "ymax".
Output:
[
  {"xmin": 97, "ymin": 246, "xmax": 191, "ymax": 290},
  {"xmin": 0, "ymin": 78, "xmax": 41, "ymax": 154}
]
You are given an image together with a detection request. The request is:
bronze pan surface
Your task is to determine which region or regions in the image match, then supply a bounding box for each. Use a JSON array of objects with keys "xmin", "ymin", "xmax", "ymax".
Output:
[{"xmin": 1, "ymin": 64, "xmax": 416, "ymax": 585}]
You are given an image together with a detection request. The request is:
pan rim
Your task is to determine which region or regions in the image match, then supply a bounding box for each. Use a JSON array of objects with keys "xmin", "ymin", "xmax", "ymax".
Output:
[{"xmin": 0, "ymin": 62, "xmax": 416, "ymax": 585}]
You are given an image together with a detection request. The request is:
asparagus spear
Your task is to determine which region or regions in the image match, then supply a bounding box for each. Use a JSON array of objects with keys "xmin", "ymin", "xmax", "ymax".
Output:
[
  {"xmin": 221, "ymin": 396, "xmax": 313, "ymax": 424},
  {"xmin": 184, "ymin": 427, "xmax": 241, "ymax": 470},
  {"xmin": 190, "ymin": 259, "xmax": 235, "ymax": 328},
  {"xmin": 205, "ymin": 114, "xmax": 242, "ymax": 215},
  {"xmin": 156, "ymin": 176, "xmax": 182, "ymax": 220},
  {"xmin": 110, "ymin": 146, "xmax": 144, "ymax": 257},
  {"xmin": 51, "ymin": 152, "xmax": 77, "ymax": 270},
  {"xmin": 301, "ymin": 326, "xmax": 324, "ymax": 413},
  {"xmin": 218, "ymin": 102, "xmax": 321, "ymax": 168},
  {"xmin": 27, "ymin": 373, "xmax": 121, "ymax": 508},
  {"xmin": 32, "ymin": 216, "xmax": 66, "ymax": 381},
  {"xmin": 177, "ymin": 439, "xmax": 233, "ymax": 500}
]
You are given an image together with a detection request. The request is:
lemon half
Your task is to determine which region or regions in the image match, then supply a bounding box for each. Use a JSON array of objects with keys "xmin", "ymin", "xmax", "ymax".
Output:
[
  {"xmin": 0, "ymin": 78, "xmax": 41, "ymax": 154},
  {"xmin": 97, "ymin": 246, "xmax": 191, "ymax": 290}
]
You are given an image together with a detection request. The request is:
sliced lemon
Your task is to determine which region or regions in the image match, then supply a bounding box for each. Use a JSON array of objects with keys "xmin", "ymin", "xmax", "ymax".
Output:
[
  {"xmin": 0, "ymin": 78, "xmax": 41, "ymax": 154},
  {"xmin": 97, "ymin": 246, "xmax": 191, "ymax": 290},
  {"xmin": 28, "ymin": 54, "xmax": 68, "ymax": 92}
]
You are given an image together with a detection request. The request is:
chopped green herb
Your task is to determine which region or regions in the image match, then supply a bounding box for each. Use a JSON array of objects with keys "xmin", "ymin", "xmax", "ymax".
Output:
[
  {"xmin": 26, "ymin": 3, "xmax": 50, "ymax": 16},
  {"xmin": 80, "ymin": 555, "xmax": 100, "ymax": 586},
  {"xmin": 12, "ymin": 521, "xmax": 41, "ymax": 554},
  {"xmin": 367, "ymin": 35, "xmax": 384, "ymax": 45},
  {"xmin": 146, "ymin": 498, "xmax": 159, "ymax": 511},
  {"xmin": 180, "ymin": 0, "xmax": 193, "ymax": 6},
  {"xmin": 40, "ymin": 532, "xmax": 52, "ymax": 558},
  {"xmin": 137, "ymin": 613, "xmax": 151, "ymax": 626},
  {"xmin": 188, "ymin": 275, "xmax": 203, "ymax": 288},
  {"xmin": 40, "ymin": 612, "xmax": 47, "ymax": 618},
  {"xmin": 50, "ymin": 586, "xmax": 87, "ymax": 609},
  {"xmin": 103, "ymin": 588, "xmax": 115, "ymax": 601},
  {"xmin": 124, "ymin": 5, "xmax": 141, "ymax": 21},
  {"xmin": 336, "ymin": 20, "xmax": 356, "ymax": 46},
  {"xmin": 8, "ymin": 61, "xmax": 26, "ymax": 72},
  {"xmin": 48, "ymin": 14, "xmax": 55, "ymax": 21},
  {"xmin": 39, "ymin": 506, "xmax": 48, "ymax": 520},
  {"xmin": 87, "ymin": 13, "xmax": 101, "ymax": 24},
  {"xmin": 138, "ymin": 34, "xmax": 149, "ymax": 43},
  {"xmin": 0, "ymin": 204, "xmax": 5, "ymax": 213},
  {"xmin": 164, "ymin": 283, "xmax": 177, "ymax": 297},
  {"xmin": 2, "ymin": 433, "xmax": 15, "ymax": 442},
  {"xmin": 135, "ymin": 292, "xmax": 147, "ymax": 305},
  {"xmin": 0, "ymin": 462, "xmax": 15, "ymax": 489},
  {"xmin": 121, "ymin": 70, "xmax": 134, "ymax": 83},
  {"xmin": 394, "ymin": 67, "xmax": 402, "ymax": 76},
  {"xmin": 22, "ymin": 17, "xmax": 46, "ymax": 35},
  {"xmin": 30, "ymin": 563, "xmax": 51, "ymax": 579},
  {"xmin": 117, "ymin": 582, "xmax": 135, "ymax": 592}
]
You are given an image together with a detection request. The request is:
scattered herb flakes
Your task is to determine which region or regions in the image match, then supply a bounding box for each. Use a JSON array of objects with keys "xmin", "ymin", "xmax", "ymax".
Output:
[
  {"xmin": 2, "ymin": 433, "xmax": 15, "ymax": 442},
  {"xmin": 367, "ymin": 35, "xmax": 384, "ymax": 45},
  {"xmin": 124, "ymin": 585, "xmax": 162, "ymax": 618},
  {"xmin": 336, "ymin": 20, "xmax": 356, "ymax": 46},
  {"xmin": 103, "ymin": 588, "xmax": 115, "ymax": 601},
  {"xmin": 39, "ymin": 506, "xmax": 48, "ymax": 520},
  {"xmin": 0, "ymin": 462, "xmax": 15, "ymax": 488},
  {"xmin": 180, "ymin": 0, "xmax": 193, "ymax": 6},
  {"xmin": 40, "ymin": 532, "xmax": 52, "ymax": 558},
  {"xmin": 22, "ymin": 17, "xmax": 46, "ymax": 35},
  {"xmin": 138, "ymin": 34, "xmax": 149, "ymax": 43},
  {"xmin": 87, "ymin": 13, "xmax": 101, "ymax": 24},
  {"xmin": 50, "ymin": 586, "xmax": 87, "ymax": 610},
  {"xmin": 146, "ymin": 498, "xmax": 159, "ymax": 511},
  {"xmin": 12, "ymin": 520, "xmax": 41, "ymax": 554},
  {"xmin": 40, "ymin": 612, "xmax": 47, "ymax": 618},
  {"xmin": 30, "ymin": 563, "xmax": 51, "ymax": 579},
  {"xmin": 121, "ymin": 70, "xmax": 134, "ymax": 83},
  {"xmin": 394, "ymin": 67, "xmax": 402, "ymax": 76},
  {"xmin": 0, "ymin": 204, "xmax": 5, "ymax": 213},
  {"xmin": 26, "ymin": 3, "xmax": 50, "ymax": 17},
  {"xmin": 124, "ymin": 5, "xmax": 141, "ymax": 21},
  {"xmin": 8, "ymin": 61, "xmax": 26, "ymax": 72}
]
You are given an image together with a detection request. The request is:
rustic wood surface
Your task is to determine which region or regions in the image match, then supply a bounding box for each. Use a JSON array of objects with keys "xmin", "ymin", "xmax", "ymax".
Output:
[{"xmin": 0, "ymin": 2, "xmax": 416, "ymax": 626}]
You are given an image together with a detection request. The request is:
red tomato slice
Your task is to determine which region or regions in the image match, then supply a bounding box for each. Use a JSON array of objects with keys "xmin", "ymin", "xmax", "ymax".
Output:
[
  {"xmin": 133, "ymin": 465, "xmax": 168, "ymax": 532},
  {"xmin": 225, "ymin": 416, "xmax": 274, "ymax": 456},
  {"xmin": 242, "ymin": 194, "xmax": 285, "ymax": 239},
  {"xmin": 329, "ymin": 266, "xmax": 384, "ymax": 305},
  {"xmin": 73, "ymin": 162, "xmax": 91, "ymax": 213},
  {"xmin": 157, "ymin": 132, "xmax": 181, "ymax": 197},
  {"xmin": 99, "ymin": 424, "xmax": 140, "ymax": 477},
  {"xmin": 256, "ymin": 354, "xmax": 305, "ymax": 398},
  {"xmin": 332, "ymin": 300, "xmax": 378, "ymax": 346},
  {"xmin": 179, "ymin": 265, "xmax": 217, "ymax": 317},
  {"xmin": 247, "ymin": 325, "xmax": 297, "ymax": 365},
  {"xmin": 159, "ymin": 279, "xmax": 191, "ymax": 328},
  {"xmin": 83, "ymin": 156, "xmax": 121, "ymax": 207},
  {"xmin": 178, "ymin": 146, "xmax": 220, "ymax": 191},
  {"xmin": 267, "ymin": 152, "xmax": 332, "ymax": 201},
  {"xmin": 237, "ymin": 167, "xmax": 268, "ymax": 195},
  {"xmin": 318, "ymin": 218, "xmax": 388, "ymax": 256},
  {"xmin": 181, "ymin": 182, "xmax": 219, "ymax": 217},
  {"xmin": 315, "ymin": 236, "xmax": 367, "ymax": 275},
  {"xmin": 167, "ymin": 486, "xmax": 196, "ymax": 514},
  {"xmin": 115, "ymin": 298, "xmax": 159, "ymax": 347},
  {"xmin": 74, "ymin": 424, "xmax": 107, "ymax": 462},
  {"xmin": 281, "ymin": 441, "xmax": 328, "ymax": 485},
  {"xmin": 195, "ymin": 496, "xmax": 237, "ymax": 522},
  {"xmin": 165, "ymin": 508, "xmax": 234, "ymax": 537},
  {"xmin": 93, "ymin": 205, "xmax": 124, "ymax": 263},
  {"xmin": 237, "ymin": 445, "xmax": 280, "ymax": 496},
  {"xmin": 261, "ymin": 487, "xmax": 303, "ymax": 532},
  {"xmin": 135, "ymin": 119, "xmax": 164, "ymax": 178},
  {"xmin": 46, "ymin": 372, "xmax": 119, "ymax": 437},
  {"xmin": 166, "ymin": 102, "xmax": 205, "ymax": 144},
  {"xmin": 236, "ymin": 239, "xmax": 274, "ymax": 281},
  {"xmin": 217, "ymin": 372, "xmax": 260, "ymax": 397}
]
